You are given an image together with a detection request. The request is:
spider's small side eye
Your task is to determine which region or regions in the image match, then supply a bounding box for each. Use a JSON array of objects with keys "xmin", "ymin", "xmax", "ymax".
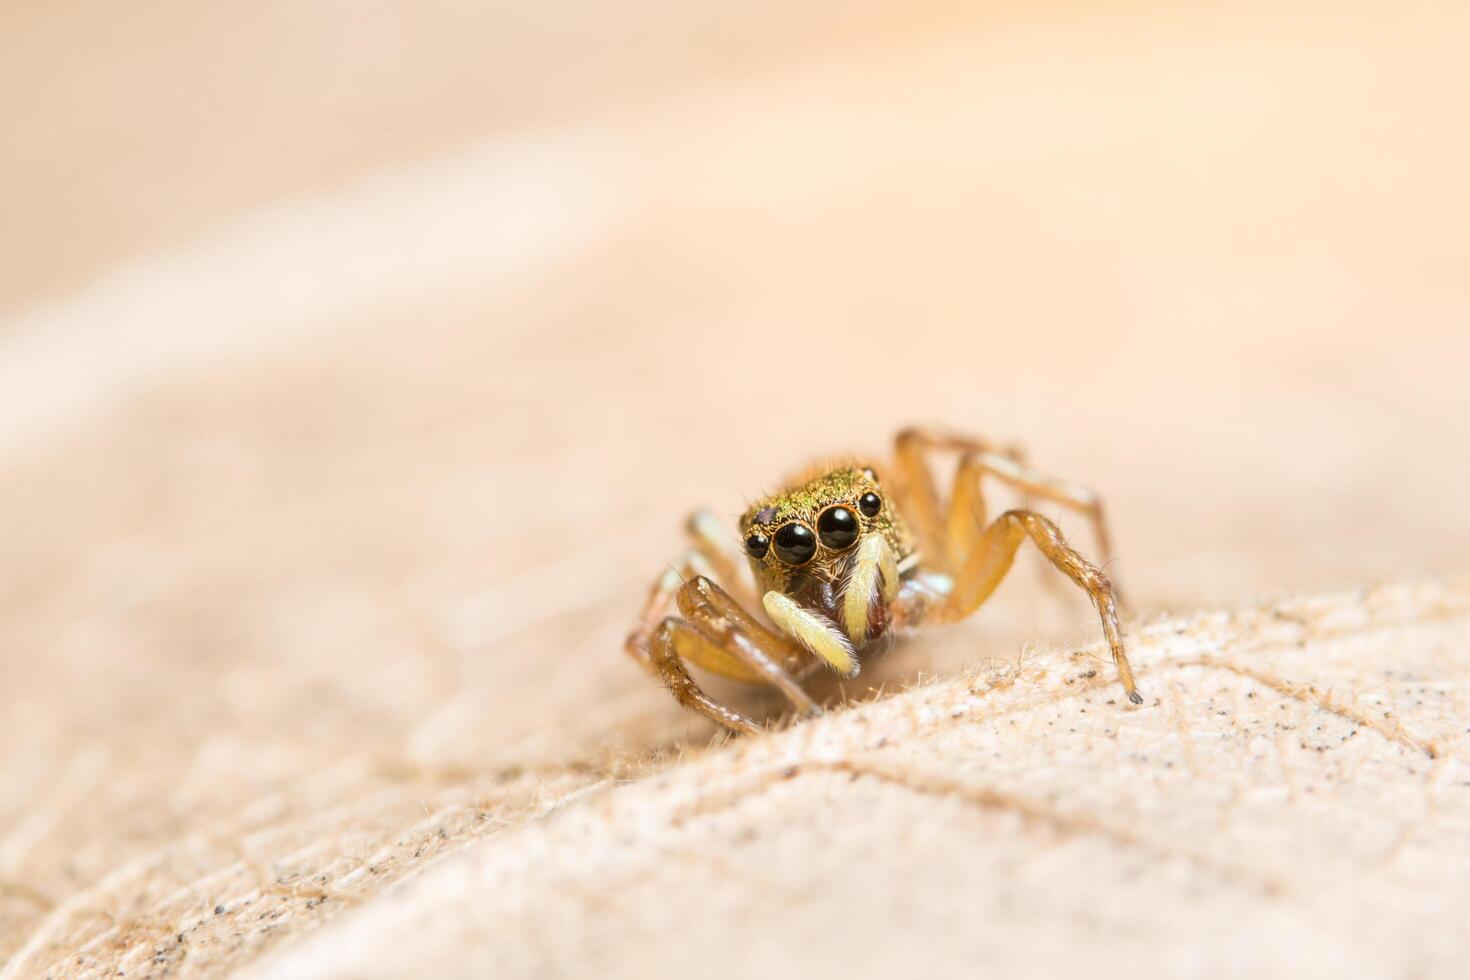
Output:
[
  {"xmin": 858, "ymin": 492, "xmax": 882, "ymax": 517},
  {"xmin": 817, "ymin": 506, "xmax": 859, "ymax": 550},
  {"xmin": 744, "ymin": 532, "xmax": 770, "ymax": 560},
  {"xmin": 772, "ymin": 523, "xmax": 817, "ymax": 565}
]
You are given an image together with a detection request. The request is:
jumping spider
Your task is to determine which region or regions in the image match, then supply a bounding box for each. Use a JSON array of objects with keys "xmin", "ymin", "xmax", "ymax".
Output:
[{"xmin": 626, "ymin": 427, "xmax": 1141, "ymax": 734}]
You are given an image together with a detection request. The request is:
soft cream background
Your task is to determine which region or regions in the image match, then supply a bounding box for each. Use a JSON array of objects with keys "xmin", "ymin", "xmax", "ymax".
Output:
[{"xmin": 1, "ymin": 1, "xmax": 1468, "ymax": 976}]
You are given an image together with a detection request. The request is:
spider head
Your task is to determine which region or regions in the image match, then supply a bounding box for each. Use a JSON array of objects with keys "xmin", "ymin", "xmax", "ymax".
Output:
[{"xmin": 738, "ymin": 464, "xmax": 913, "ymax": 601}]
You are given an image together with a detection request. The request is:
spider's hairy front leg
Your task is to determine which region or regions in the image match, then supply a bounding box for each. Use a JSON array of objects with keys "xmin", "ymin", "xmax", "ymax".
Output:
[
  {"xmin": 649, "ymin": 621, "xmax": 762, "ymax": 736},
  {"xmin": 643, "ymin": 576, "xmax": 822, "ymax": 736},
  {"xmin": 942, "ymin": 508, "xmax": 1141, "ymax": 704}
]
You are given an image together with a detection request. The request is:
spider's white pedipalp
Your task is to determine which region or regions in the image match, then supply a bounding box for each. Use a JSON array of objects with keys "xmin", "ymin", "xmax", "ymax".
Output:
[
  {"xmin": 841, "ymin": 533, "xmax": 900, "ymax": 646},
  {"xmin": 762, "ymin": 591, "xmax": 858, "ymax": 677}
]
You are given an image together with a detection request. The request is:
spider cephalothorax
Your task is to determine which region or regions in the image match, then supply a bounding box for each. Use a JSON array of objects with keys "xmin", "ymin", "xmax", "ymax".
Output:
[
  {"xmin": 626, "ymin": 427, "xmax": 1141, "ymax": 735},
  {"xmin": 738, "ymin": 466, "xmax": 915, "ymax": 645}
]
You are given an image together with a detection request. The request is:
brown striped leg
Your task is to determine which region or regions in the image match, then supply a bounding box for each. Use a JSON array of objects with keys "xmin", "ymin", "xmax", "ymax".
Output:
[
  {"xmin": 942, "ymin": 508, "xmax": 1140, "ymax": 704},
  {"xmin": 642, "ymin": 576, "xmax": 821, "ymax": 735}
]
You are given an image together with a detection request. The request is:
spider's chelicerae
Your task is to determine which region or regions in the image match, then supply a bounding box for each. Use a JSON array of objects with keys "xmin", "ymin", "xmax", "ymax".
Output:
[{"xmin": 626, "ymin": 427, "xmax": 1141, "ymax": 734}]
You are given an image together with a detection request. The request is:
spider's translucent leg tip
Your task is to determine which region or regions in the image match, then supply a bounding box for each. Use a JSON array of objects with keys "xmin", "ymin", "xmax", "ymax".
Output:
[{"xmin": 1127, "ymin": 690, "xmax": 1145, "ymax": 705}]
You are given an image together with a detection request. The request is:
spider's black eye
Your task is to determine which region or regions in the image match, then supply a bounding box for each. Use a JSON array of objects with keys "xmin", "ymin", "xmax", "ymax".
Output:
[
  {"xmin": 817, "ymin": 506, "xmax": 859, "ymax": 550},
  {"xmin": 744, "ymin": 532, "xmax": 770, "ymax": 560},
  {"xmin": 772, "ymin": 523, "xmax": 817, "ymax": 565},
  {"xmin": 858, "ymin": 492, "xmax": 882, "ymax": 517}
]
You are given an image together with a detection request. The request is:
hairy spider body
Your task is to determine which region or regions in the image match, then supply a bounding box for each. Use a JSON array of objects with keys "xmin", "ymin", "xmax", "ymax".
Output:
[{"xmin": 626, "ymin": 427, "xmax": 1141, "ymax": 735}]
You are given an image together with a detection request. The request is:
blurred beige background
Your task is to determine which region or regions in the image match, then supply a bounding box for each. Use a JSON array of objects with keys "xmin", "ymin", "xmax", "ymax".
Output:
[{"xmin": 2, "ymin": 1, "xmax": 1469, "ymax": 977}]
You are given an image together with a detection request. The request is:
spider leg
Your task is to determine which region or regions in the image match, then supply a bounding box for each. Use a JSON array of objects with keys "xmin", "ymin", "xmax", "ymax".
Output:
[
  {"xmin": 676, "ymin": 577, "xmax": 819, "ymax": 706},
  {"xmin": 891, "ymin": 426, "xmax": 1026, "ymax": 571},
  {"xmin": 637, "ymin": 575, "xmax": 822, "ymax": 735},
  {"xmin": 957, "ymin": 452, "xmax": 1117, "ymax": 576},
  {"xmin": 625, "ymin": 508, "xmax": 754, "ymax": 671},
  {"xmin": 650, "ymin": 619, "xmax": 763, "ymax": 735},
  {"xmin": 684, "ymin": 508, "xmax": 758, "ymax": 606},
  {"xmin": 942, "ymin": 508, "xmax": 1141, "ymax": 704},
  {"xmin": 893, "ymin": 427, "xmax": 1121, "ymax": 600}
]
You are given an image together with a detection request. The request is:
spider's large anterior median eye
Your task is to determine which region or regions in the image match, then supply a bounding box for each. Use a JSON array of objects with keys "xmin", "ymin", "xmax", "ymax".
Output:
[
  {"xmin": 772, "ymin": 523, "xmax": 817, "ymax": 565},
  {"xmin": 744, "ymin": 532, "xmax": 770, "ymax": 560},
  {"xmin": 858, "ymin": 492, "xmax": 882, "ymax": 517},
  {"xmin": 817, "ymin": 506, "xmax": 859, "ymax": 550}
]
